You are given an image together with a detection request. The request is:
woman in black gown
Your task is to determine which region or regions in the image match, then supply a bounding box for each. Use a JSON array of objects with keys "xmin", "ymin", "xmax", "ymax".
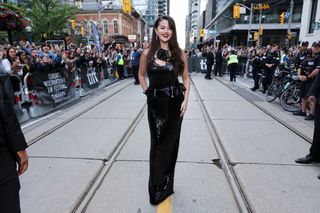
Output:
[{"xmin": 138, "ymin": 15, "xmax": 190, "ymax": 205}]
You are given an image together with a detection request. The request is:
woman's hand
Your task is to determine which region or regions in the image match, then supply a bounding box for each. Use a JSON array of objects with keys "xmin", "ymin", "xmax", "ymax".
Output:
[{"xmin": 180, "ymin": 100, "xmax": 188, "ymax": 117}]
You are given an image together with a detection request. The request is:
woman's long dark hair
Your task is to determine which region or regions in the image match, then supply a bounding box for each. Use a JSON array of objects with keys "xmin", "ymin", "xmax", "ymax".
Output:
[
  {"xmin": 6, "ymin": 47, "xmax": 16, "ymax": 65},
  {"xmin": 147, "ymin": 15, "xmax": 184, "ymax": 75}
]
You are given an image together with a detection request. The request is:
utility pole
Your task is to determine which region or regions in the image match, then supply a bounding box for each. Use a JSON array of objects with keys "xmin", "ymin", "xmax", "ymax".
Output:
[
  {"xmin": 247, "ymin": 3, "xmax": 253, "ymax": 46},
  {"xmin": 257, "ymin": 3, "xmax": 262, "ymax": 47},
  {"xmin": 287, "ymin": 0, "xmax": 294, "ymax": 46}
]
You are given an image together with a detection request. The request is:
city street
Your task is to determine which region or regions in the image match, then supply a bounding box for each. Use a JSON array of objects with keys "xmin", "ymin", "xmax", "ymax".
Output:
[{"xmin": 19, "ymin": 74, "xmax": 320, "ymax": 213}]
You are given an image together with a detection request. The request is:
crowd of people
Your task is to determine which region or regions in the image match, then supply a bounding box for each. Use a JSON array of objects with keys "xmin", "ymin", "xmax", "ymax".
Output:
[
  {"xmin": 187, "ymin": 41, "xmax": 320, "ymax": 121},
  {"xmin": 0, "ymin": 41, "xmax": 143, "ymax": 97}
]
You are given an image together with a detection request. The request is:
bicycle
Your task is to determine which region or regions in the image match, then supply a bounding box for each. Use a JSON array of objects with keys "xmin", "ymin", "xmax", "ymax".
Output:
[
  {"xmin": 279, "ymin": 75, "xmax": 301, "ymax": 112},
  {"xmin": 265, "ymin": 63, "xmax": 294, "ymax": 102}
]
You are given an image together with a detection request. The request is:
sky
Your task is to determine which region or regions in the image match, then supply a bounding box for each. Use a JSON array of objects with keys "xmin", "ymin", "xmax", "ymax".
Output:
[{"xmin": 170, "ymin": 0, "xmax": 207, "ymax": 49}]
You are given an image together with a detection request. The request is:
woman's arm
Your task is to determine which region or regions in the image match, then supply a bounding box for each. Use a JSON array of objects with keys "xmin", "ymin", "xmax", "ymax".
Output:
[
  {"xmin": 138, "ymin": 49, "xmax": 149, "ymax": 93},
  {"xmin": 180, "ymin": 49, "xmax": 190, "ymax": 117}
]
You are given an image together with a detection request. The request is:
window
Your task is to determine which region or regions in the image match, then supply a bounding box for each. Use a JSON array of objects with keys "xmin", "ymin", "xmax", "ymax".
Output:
[
  {"xmin": 103, "ymin": 21, "xmax": 108, "ymax": 33},
  {"xmin": 309, "ymin": 0, "xmax": 319, "ymax": 34},
  {"xmin": 113, "ymin": 20, "xmax": 118, "ymax": 34}
]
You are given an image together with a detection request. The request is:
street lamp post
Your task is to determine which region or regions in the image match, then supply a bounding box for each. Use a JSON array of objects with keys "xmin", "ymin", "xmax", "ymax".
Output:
[
  {"xmin": 25, "ymin": 26, "xmax": 32, "ymax": 43},
  {"xmin": 257, "ymin": 4, "xmax": 262, "ymax": 47},
  {"xmin": 287, "ymin": 0, "xmax": 294, "ymax": 47},
  {"xmin": 236, "ymin": 3, "xmax": 253, "ymax": 47}
]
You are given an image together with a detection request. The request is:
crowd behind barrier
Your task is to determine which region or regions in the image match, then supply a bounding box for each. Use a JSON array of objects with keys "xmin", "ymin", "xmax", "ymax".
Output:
[
  {"xmin": 187, "ymin": 41, "xmax": 320, "ymax": 119},
  {"xmin": 1, "ymin": 40, "xmax": 319, "ymax": 123},
  {"xmin": 0, "ymin": 40, "xmax": 143, "ymax": 123},
  {"xmin": 186, "ymin": 42, "xmax": 319, "ymax": 79}
]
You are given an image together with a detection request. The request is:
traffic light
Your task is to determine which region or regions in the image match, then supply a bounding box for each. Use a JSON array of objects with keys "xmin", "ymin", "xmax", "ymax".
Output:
[
  {"xmin": 253, "ymin": 32, "xmax": 259, "ymax": 41},
  {"xmin": 287, "ymin": 32, "xmax": 292, "ymax": 40},
  {"xmin": 123, "ymin": 0, "xmax": 131, "ymax": 14},
  {"xmin": 200, "ymin": 29, "xmax": 205, "ymax": 37},
  {"xmin": 81, "ymin": 26, "xmax": 85, "ymax": 37},
  {"xmin": 71, "ymin": 20, "xmax": 76, "ymax": 29},
  {"xmin": 280, "ymin": 12, "xmax": 285, "ymax": 24},
  {"xmin": 233, "ymin": 5, "xmax": 240, "ymax": 19}
]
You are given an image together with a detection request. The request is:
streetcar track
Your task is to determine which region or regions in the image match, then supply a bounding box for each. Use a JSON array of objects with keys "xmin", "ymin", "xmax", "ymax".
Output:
[
  {"xmin": 22, "ymin": 79, "xmax": 147, "ymax": 213},
  {"xmin": 191, "ymin": 78, "xmax": 252, "ymax": 213},
  {"xmin": 26, "ymin": 80, "xmax": 133, "ymax": 146},
  {"xmin": 214, "ymin": 76, "xmax": 312, "ymax": 144},
  {"xmin": 72, "ymin": 103, "xmax": 147, "ymax": 213}
]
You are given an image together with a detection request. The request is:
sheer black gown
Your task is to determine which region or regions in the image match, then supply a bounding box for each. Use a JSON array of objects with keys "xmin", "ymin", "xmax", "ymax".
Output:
[{"xmin": 145, "ymin": 59, "xmax": 185, "ymax": 205}]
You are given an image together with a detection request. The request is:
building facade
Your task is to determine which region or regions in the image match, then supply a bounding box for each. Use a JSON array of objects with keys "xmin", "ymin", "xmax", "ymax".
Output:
[
  {"xmin": 204, "ymin": 0, "xmax": 303, "ymax": 47},
  {"xmin": 186, "ymin": 0, "xmax": 201, "ymax": 48},
  {"xmin": 158, "ymin": 0, "xmax": 169, "ymax": 16},
  {"xmin": 70, "ymin": 0, "xmax": 146, "ymax": 47},
  {"xmin": 299, "ymin": 0, "xmax": 320, "ymax": 44}
]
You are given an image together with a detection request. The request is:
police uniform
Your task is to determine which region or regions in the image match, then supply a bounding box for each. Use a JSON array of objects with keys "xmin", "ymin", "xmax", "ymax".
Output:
[
  {"xmin": 0, "ymin": 76, "xmax": 28, "ymax": 213},
  {"xmin": 227, "ymin": 53, "xmax": 238, "ymax": 82},
  {"xmin": 295, "ymin": 50, "xmax": 308, "ymax": 68},
  {"xmin": 251, "ymin": 55, "xmax": 262, "ymax": 90},
  {"xmin": 309, "ymin": 75, "xmax": 320, "ymax": 162},
  {"xmin": 205, "ymin": 50, "xmax": 214, "ymax": 79},
  {"xmin": 299, "ymin": 53, "xmax": 319, "ymax": 99},
  {"xmin": 262, "ymin": 51, "xmax": 279, "ymax": 92}
]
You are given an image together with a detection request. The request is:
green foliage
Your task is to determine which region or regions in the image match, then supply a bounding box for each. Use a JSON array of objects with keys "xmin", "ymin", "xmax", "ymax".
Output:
[{"xmin": 24, "ymin": 0, "xmax": 78, "ymax": 37}]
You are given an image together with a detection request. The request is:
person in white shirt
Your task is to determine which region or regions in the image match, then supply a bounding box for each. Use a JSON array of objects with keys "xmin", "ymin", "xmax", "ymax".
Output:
[{"xmin": 1, "ymin": 47, "xmax": 23, "ymax": 76}]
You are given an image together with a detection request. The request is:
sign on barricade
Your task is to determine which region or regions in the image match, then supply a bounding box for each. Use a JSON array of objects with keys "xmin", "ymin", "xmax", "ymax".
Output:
[
  {"xmin": 188, "ymin": 57, "xmax": 207, "ymax": 73},
  {"xmin": 30, "ymin": 70, "xmax": 69, "ymax": 105},
  {"xmin": 82, "ymin": 67, "xmax": 100, "ymax": 89}
]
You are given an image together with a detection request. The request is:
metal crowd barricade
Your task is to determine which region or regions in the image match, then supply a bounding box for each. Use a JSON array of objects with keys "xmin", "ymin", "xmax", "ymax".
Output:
[
  {"xmin": 188, "ymin": 57, "xmax": 208, "ymax": 73},
  {"xmin": 9, "ymin": 74, "xmax": 31, "ymax": 123},
  {"xmin": 9, "ymin": 62, "xmax": 119, "ymax": 123}
]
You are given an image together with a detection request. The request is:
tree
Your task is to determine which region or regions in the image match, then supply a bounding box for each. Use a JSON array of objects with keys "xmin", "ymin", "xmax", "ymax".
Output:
[
  {"xmin": 0, "ymin": 2, "xmax": 29, "ymax": 43},
  {"xmin": 24, "ymin": 0, "xmax": 78, "ymax": 39}
]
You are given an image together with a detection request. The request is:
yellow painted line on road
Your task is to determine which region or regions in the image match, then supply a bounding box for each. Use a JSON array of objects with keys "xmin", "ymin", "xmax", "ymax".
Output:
[{"xmin": 157, "ymin": 196, "xmax": 172, "ymax": 213}]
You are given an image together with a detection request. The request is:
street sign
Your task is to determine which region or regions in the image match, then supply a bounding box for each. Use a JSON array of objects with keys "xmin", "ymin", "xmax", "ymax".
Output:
[
  {"xmin": 207, "ymin": 30, "xmax": 217, "ymax": 34},
  {"xmin": 284, "ymin": 12, "xmax": 291, "ymax": 19},
  {"xmin": 128, "ymin": 34, "xmax": 136, "ymax": 42},
  {"xmin": 240, "ymin": 7, "xmax": 246, "ymax": 14}
]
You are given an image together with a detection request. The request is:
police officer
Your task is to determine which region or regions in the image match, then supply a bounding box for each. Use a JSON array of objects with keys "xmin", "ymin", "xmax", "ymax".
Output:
[
  {"xmin": 205, "ymin": 47, "xmax": 214, "ymax": 79},
  {"xmin": 0, "ymin": 75, "xmax": 28, "ymax": 213},
  {"xmin": 262, "ymin": 45, "xmax": 280, "ymax": 93},
  {"xmin": 116, "ymin": 49, "xmax": 124, "ymax": 79},
  {"xmin": 227, "ymin": 50, "xmax": 239, "ymax": 82},
  {"xmin": 295, "ymin": 41, "xmax": 320, "ymax": 167},
  {"xmin": 295, "ymin": 41, "xmax": 309, "ymax": 68},
  {"xmin": 214, "ymin": 46, "xmax": 223, "ymax": 76},
  {"xmin": 250, "ymin": 49, "xmax": 263, "ymax": 91},
  {"xmin": 293, "ymin": 42, "xmax": 320, "ymax": 120}
]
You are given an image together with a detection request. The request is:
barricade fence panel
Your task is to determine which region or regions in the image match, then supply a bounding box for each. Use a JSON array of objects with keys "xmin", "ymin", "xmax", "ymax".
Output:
[{"xmin": 2, "ymin": 62, "xmax": 119, "ymax": 123}]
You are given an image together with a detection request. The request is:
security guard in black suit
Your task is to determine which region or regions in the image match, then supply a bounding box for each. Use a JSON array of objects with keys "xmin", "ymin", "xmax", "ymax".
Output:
[
  {"xmin": 293, "ymin": 45, "xmax": 320, "ymax": 120},
  {"xmin": 262, "ymin": 45, "xmax": 280, "ymax": 93},
  {"xmin": 295, "ymin": 42, "xmax": 320, "ymax": 175},
  {"xmin": 205, "ymin": 48, "xmax": 214, "ymax": 79},
  {"xmin": 0, "ymin": 75, "xmax": 28, "ymax": 213}
]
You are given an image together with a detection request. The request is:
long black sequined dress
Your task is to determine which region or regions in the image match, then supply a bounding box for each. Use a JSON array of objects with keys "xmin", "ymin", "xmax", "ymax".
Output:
[{"xmin": 146, "ymin": 59, "xmax": 185, "ymax": 205}]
